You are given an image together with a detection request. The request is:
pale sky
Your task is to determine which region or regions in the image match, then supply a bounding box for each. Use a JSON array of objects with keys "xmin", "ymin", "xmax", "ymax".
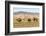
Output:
[{"xmin": 13, "ymin": 8, "xmax": 40, "ymax": 13}]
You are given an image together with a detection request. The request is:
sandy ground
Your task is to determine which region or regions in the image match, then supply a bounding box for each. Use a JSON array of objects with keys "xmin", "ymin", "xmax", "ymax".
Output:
[{"xmin": 13, "ymin": 14, "xmax": 39, "ymax": 28}]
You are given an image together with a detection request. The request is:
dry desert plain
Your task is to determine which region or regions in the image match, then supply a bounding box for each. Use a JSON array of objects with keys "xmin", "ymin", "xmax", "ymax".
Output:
[{"xmin": 13, "ymin": 12, "xmax": 39, "ymax": 28}]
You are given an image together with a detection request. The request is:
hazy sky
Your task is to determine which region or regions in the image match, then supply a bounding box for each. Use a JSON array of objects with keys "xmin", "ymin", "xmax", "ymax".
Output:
[{"xmin": 13, "ymin": 8, "xmax": 40, "ymax": 13}]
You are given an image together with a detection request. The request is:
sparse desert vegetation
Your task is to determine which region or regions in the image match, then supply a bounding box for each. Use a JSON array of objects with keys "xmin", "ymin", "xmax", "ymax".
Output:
[{"xmin": 13, "ymin": 13, "xmax": 39, "ymax": 28}]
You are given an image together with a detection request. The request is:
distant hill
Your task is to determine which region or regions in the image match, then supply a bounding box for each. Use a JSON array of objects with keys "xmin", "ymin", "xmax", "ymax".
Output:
[{"xmin": 13, "ymin": 11, "xmax": 39, "ymax": 15}]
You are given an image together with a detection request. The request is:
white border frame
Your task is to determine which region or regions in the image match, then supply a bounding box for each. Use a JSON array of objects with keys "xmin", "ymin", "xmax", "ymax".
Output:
[{"xmin": 10, "ymin": 4, "xmax": 43, "ymax": 32}]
